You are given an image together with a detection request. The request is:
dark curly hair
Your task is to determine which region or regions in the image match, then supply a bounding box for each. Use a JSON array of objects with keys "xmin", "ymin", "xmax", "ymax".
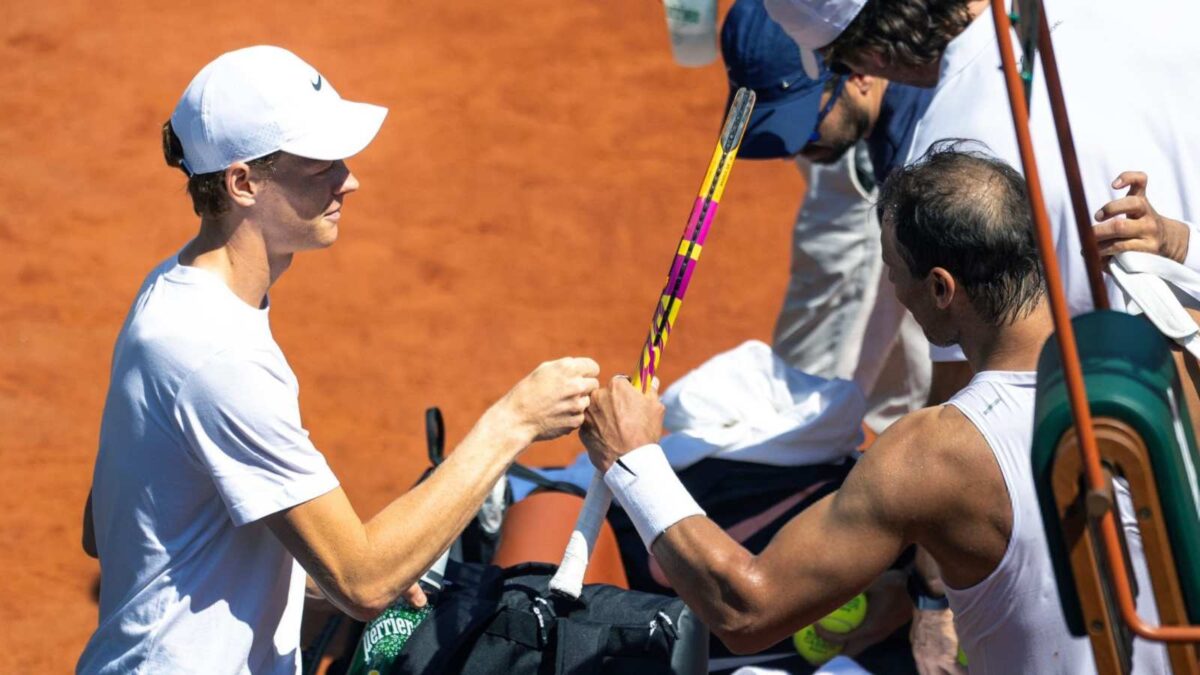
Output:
[
  {"xmin": 820, "ymin": 0, "xmax": 974, "ymax": 73},
  {"xmin": 161, "ymin": 121, "xmax": 280, "ymax": 217}
]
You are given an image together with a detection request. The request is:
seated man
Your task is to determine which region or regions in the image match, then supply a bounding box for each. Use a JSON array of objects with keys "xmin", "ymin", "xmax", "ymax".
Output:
[{"xmin": 579, "ymin": 146, "xmax": 1169, "ymax": 672}]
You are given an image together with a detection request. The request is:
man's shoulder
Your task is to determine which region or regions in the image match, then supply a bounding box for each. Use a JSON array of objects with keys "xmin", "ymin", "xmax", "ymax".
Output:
[
  {"xmin": 869, "ymin": 404, "xmax": 981, "ymax": 465},
  {"xmin": 121, "ymin": 262, "xmax": 277, "ymax": 366},
  {"xmin": 115, "ymin": 274, "xmax": 288, "ymax": 412},
  {"xmin": 846, "ymin": 405, "xmax": 990, "ymax": 526}
]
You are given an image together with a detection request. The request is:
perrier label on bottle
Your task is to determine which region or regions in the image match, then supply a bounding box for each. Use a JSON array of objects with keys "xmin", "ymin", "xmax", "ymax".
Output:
[{"xmin": 346, "ymin": 600, "xmax": 432, "ymax": 675}]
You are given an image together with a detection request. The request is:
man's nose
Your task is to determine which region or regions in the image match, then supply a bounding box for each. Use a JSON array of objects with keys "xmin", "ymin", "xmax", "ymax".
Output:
[{"xmin": 337, "ymin": 162, "xmax": 360, "ymax": 194}]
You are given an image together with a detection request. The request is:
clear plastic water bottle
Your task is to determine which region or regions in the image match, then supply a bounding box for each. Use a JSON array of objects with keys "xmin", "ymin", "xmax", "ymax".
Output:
[{"xmin": 663, "ymin": 0, "xmax": 719, "ymax": 67}]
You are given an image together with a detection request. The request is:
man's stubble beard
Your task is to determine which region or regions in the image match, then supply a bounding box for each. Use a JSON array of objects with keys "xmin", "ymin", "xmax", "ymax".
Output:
[{"xmin": 804, "ymin": 98, "xmax": 873, "ymax": 166}]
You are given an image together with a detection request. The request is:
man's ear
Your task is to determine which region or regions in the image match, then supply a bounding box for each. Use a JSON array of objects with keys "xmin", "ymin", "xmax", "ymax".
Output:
[
  {"xmin": 928, "ymin": 267, "xmax": 957, "ymax": 310},
  {"xmin": 848, "ymin": 71, "xmax": 876, "ymax": 95},
  {"xmin": 224, "ymin": 161, "xmax": 257, "ymax": 207}
]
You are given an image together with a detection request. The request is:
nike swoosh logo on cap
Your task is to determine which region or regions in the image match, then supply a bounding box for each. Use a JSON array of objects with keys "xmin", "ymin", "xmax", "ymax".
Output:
[{"xmin": 312, "ymin": 74, "xmax": 322, "ymax": 91}]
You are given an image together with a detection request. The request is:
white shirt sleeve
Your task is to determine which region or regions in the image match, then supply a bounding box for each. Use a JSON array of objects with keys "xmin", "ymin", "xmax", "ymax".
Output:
[{"xmin": 174, "ymin": 348, "xmax": 340, "ymax": 526}]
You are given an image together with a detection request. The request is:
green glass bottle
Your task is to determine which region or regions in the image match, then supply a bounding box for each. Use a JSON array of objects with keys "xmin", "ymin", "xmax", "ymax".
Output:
[
  {"xmin": 346, "ymin": 550, "xmax": 448, "ymax": 675},
  {"xmin": 345, "ymin": 598, "xmax": 432, "ymax": 675}
]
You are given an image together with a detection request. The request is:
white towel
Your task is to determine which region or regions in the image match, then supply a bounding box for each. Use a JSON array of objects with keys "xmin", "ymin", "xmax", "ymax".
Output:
[
  {"xmin": 658, "ymin": 340, "xmax": 865, "ymax": 470},
  {"xmin": 510, "ymin": 340, "xmax": 865, "ymax": 501},
  {"xmin": 1110, "ymin": 251, "xmax": 1200, "ymax": 360}
]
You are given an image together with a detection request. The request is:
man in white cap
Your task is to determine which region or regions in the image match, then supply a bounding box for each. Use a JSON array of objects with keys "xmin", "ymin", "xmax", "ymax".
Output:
[{"xmin": 78, "ymin": 46, "xmax": 599, "ymax": 674}]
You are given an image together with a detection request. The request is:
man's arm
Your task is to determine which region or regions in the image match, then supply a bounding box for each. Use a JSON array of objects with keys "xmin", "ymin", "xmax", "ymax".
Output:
[
  {"xmin": 651, "ymin": 428, "xmax": 921, "ymax": 654},
  {"xmin": 266, "ymin": 357, "xmax": 598, "ymax": 621},
  {"xmin": 581, "ymin": 376, "xmax": 946, "ymax": 654}
]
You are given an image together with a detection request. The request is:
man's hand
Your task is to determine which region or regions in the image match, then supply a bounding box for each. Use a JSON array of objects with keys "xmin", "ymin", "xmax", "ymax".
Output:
[
  {"xmin": 496, "ymin": 357, "xmax": 600, "ymax": 443},
  {"xmin": 399, "ymin": 582, "xmax": 427, "ymax": 608},
  {"xmin": 910, "ymin": 606, "xmax": 966, "ymax": 675},
  {"xmin": 813, "ymin": 570, "xmax": 912, "ymax": 657},
  {"xmin": 1093, "ymin": 171, "xmax": 1190, "ymax": 263},
  {"xmin": 580, "ymin": 375, "xmax": 665, "ymax": 472}
]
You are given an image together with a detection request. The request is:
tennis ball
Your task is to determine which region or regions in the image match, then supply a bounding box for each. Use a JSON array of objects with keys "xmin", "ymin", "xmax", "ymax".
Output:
[
  {"xmin": 792, "ymin": 624, "xmax": 842, "ymax": 665},
  {"xmin": 957, "ymin": 646, "xmax": 969, "ymax": 666},
  {"xmin": 817, "ymin": 593, "xmax": 868, "ymax": 634}
]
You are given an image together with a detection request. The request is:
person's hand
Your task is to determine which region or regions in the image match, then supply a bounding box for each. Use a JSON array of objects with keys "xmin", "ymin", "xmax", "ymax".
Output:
[
  {"xmin": 813, "ymin": 570, "xmax": 912, "ymax": 657},
  {"xmin": 910, "ymin": 606, "xmax": 966, "ymax": 674},
  {"xmin": 580, "ymin": 375, "xmax": 665, "ymax": 472},
  {"xmin": 399, "ymin": 582, "xmax": 427, "ymax": 608},
  {"xmin": 498, "ymin": 357, "xmax": 600, "ymax": 443},
  {"xmin": 1093, "ymin": 171, "xmax": 1190, "ymax": 263}
]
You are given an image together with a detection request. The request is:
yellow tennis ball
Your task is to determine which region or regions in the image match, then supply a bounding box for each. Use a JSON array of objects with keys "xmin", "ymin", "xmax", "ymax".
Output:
[
  {"xmin": 792, "ymin": 624, "xmax": 842, "ymax": 665},
  {"xmin": 817, "ymin": 593, "xmax": 868, "ymax": 634},
  {"xmin": 957, "ymin": 646, "xmax": 969, "ymax": 666}
]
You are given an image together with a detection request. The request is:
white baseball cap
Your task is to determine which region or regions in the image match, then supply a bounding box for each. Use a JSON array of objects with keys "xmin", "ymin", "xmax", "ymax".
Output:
[
  {"xmin": 170, "ymin": 45, "xmax": 388, "ymax": 176},
  {"xmin": 763, "ymin": 0, "xmax": 868, "ymax": 77}
]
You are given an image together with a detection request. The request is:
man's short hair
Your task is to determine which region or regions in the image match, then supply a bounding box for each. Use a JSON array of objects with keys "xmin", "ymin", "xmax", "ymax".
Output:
[
  {"xmin": 878, "ymin": 141, "xmax": 1045, "ymax": 326},
  {"xmin": 161, "ymin": 121, "xmax": 280, "ymax": 217},
  {"xmin": 821, "ymin": 0, "xmax": 973, "ymax": 73}
]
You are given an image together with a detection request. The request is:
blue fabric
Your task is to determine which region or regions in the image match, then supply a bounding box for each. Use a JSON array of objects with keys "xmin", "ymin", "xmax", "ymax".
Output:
[
  {"xmin": 867, "ymin": 83, "xmax": 934, "ymax": 184},
  {"xmin": 721, "ymin": 0, "xmax": 826, "ymax": 159}
]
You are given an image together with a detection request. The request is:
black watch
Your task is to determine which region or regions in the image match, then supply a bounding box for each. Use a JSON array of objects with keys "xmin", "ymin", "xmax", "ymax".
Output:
[{"xmin": 907, "ymin": 569, "xmax": 950, "ymax": 610}]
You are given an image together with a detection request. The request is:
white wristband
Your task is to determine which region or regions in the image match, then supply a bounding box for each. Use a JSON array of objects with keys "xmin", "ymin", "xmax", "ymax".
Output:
[{"xmin": 603, "ymin": 444, "xmax": 705, "ymax": 550}]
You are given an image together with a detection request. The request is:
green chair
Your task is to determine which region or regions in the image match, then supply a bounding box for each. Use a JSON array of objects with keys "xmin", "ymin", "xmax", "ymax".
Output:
[{"xmin": 1033, "ymin": 310, "xmax": 1200, "ymax": 673}]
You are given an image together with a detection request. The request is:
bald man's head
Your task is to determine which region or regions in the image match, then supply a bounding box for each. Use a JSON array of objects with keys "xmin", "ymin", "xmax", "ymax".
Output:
[{"xmin": 878, "ymin": 142, "xmax": 1045, "ymax": 327}]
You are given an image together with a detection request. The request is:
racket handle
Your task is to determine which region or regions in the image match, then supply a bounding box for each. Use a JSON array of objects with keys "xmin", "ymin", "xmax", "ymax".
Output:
[{"xmin": 549, "ymin": 471, "xmax": 611, "ymax": 598}]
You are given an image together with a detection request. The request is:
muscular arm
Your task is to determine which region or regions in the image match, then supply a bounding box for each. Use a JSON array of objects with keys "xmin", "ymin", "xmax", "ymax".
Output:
[{"xmin": 649, "ymin": 413, "xmax": 939, "ymax": 654}]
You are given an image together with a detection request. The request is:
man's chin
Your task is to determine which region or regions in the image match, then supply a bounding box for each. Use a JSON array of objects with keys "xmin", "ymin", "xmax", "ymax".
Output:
[
  {"xmin": 927, "ymin": 334, "xmax": 960, "ymax": 349},
  {"xmin": 800, "ymin": 145, "xmax": 850, "ymax": 165},
  {"xmin": 301, "ymin": 225, "xmax": 338, "ymax": 251}
]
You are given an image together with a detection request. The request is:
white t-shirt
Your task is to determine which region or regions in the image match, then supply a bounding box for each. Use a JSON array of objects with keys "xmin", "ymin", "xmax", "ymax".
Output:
[
  {"xmin": 78, "ymin": 256, "xmax": 340, "ymax": 675},
  {"xmin": 906, "ymin": 0, "xmax": 1200, "ymax": 360}
]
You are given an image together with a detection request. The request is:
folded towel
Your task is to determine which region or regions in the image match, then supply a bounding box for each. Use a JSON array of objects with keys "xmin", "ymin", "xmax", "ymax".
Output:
[
  {"xmin": 658, "ymin": 340, "xmax": 865, "ymax": 470},
  {"xmin": 1110, "ymin": 251, "xmax": 1200, "ymax": 360},
  {"xmin": 511, "ymin": 340, "xmax": 865, "ymax": 501}
]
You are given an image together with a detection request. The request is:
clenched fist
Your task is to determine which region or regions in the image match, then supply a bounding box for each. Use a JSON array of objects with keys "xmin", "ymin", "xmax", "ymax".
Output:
[
  {"xmin": 581, "ymin": 375, "xmax": 665, "ymax": 473},
  {"xmin": 498, "ymin": 357, "xmax": 600, "ymax": 443}
]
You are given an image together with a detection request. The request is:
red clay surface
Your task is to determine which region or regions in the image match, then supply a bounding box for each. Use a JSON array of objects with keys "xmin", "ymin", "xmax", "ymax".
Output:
[{"xmin": 0, "ymin": 1, "xmax": 803, "ymax": 670}]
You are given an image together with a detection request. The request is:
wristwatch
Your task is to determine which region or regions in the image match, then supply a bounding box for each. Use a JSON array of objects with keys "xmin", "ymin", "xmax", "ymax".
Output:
[{"xmin": 907, "ymin": 568, "xmax": 951, "ymax": 611}]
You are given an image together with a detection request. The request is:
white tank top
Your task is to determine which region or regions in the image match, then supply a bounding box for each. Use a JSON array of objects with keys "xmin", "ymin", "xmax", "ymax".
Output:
[{"xmin": 945, "ymin": 371, "xmax": 1169, "ymax": 674}]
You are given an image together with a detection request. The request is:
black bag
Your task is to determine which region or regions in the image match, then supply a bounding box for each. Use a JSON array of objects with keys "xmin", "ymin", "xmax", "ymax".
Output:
[{"xmin": 389, "ymin": 561, "xmax": 708, "ymax": 675}]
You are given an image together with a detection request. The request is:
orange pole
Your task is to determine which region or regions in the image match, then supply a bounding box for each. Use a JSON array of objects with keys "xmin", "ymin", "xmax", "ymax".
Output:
[
  {"xmin": 1035, "ymin": 10, "xmax": 1109, "ymax": 311},
  {"xmin": 990, "ymin": 0, "xmax": 1200, "ymax": 642}
]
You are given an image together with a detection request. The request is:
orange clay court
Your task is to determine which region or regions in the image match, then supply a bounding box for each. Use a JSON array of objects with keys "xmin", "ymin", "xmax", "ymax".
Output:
[{"xmin": 0, "ymin": 1, "xmax": 803, "ymax": 670}]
